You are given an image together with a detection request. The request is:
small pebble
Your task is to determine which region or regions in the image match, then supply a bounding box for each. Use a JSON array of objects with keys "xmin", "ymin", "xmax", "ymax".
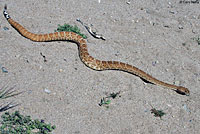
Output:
[
  {"xmin": 169, "ymin": 10, "xmax": 176, "ymax": 14},
  {"xmin": 15, "ymin": 54, "xmax": 20, "ymax": 58},
  {"xmin": 1, "ymin": 67, "xmax": 8, "ymax": 73},
  {"xmin": 164, "ymin": 25, "xmax": 170, "ymax": 28},
  {"xmin": 44, "ymin": 88, "xmax": 51, "ymax": 94},
  {"xmin": 28, "ymin": 90, "xmax": 32, "ymax": 94},
  {"xmin": 178, "ymin": 25, "xmax": 183, "ymax": 29},
  {"xmin": 3, "ymin": 26, "xmax": 9, "ymax": 31},
  {"xmin": 183, "ymin": 104, "xmax": 190, "ymax": 113},
  {"xmin": 167, "ymin": 104, "xmax": 172, "ymax": 107},
  {"xmin": 115, "ymin": 51, "xmax": 120, "ymax": 56},
  {"xmin": 192, "ymin": 15, "xmax": 197, "ymax": 19},
  {"xmin": 59, "ymin": 69, "xmax": 63, "ymax": 72},
  {"xmin": 132, "ymin": 19, "xmax": 139, "ymax": 23},
  {"xmin": 174, "ymin": 81, "xmax": 180, "ymax": 85},
  {"xmin": 152, "ymin": 61, "xmax": 158, "ymax": 66},
  {"xmin": 126, "ymin": 1, "xmax": 131, "ymax": 5},
  {"xmin": 149, "ymin": 21, "xmax": 155, "ymax": 26},
  {"xmin": 182, "ymin": 43, "xmax": 186, "ymax": 46},
  {"xmin": 192, "ymin": 29, "xmax": 198, "ymax": 34},
  {"xmin": 39, "ymin": 65, "xmax": 43, "ymax": 69},
  {"xmin": 194, "ymin": 73, "xmax": 200, "ymax": 77}
]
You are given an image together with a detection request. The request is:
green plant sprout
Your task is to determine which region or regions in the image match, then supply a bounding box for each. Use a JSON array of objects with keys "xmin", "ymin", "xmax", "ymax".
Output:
[
  {"xmin": 0, "ymin": 102, "xmax": 19, "ymax": 113},
  {"xmin": 107, "ymin": 91, "xmax": 121, "ymax": 99},
  {"xmin": 192, "ymin": 36, "xmax": 200, "ymax": 45},
  {"xmin": 55, "ymin": 24, "xmax": 87, "ymax": 39},
  {"xmin": 0, "ymin": 86, "xmax": 22, "ymax": 99},
  {"xmin": 150, "ymin": 104, "xmax": 166, "ymax": 119},
  {"xmin": 99, "ymin": 91, "xmax": 121, "ymax": 108},
  {"xmin": 0, "ymin": 86, "xmax": 22, "ymax": 112},
  {"xmin": 151, "ymin": 108, "xmax": 166, "ymax": 118},
  {"xmin": 0, "ymin": 111, "xmax": 56, "ymax": 134},
  {"xmin": 99, "ymin": 97, "xmax": 111, "ymax": 106}
]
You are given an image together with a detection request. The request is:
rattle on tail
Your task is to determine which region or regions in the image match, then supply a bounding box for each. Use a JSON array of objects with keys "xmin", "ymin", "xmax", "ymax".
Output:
[{"xmin": 3, "ymin": 5, "xmax": 190, "ymax": 96}]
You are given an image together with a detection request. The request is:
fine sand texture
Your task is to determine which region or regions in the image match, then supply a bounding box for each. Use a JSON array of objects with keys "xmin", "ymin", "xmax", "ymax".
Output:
[{"xmin": 0, "ymin": 0, "xmax": 200, "ymax": 134}]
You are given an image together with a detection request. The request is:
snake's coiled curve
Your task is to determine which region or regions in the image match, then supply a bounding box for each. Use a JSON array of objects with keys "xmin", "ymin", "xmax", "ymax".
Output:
[{"xmin": 3, "ymin": 6, "xmax": 190, "ymax": 95}]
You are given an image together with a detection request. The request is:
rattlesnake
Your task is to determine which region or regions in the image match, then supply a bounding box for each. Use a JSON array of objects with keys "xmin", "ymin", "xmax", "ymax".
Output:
[{"xmin": 3, "ymin": 6, "xmax": 190, "ymax": 96}]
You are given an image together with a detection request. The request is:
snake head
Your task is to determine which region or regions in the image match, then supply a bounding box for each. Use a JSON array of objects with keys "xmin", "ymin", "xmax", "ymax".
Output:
[{"xmin": 176, "ymin": 86, "xmax": 190, "ymax": 96}]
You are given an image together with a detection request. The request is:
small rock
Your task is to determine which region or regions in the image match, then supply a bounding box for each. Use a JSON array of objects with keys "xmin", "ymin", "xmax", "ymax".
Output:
[
  {"xmin": 39, "ymin": 65, "xmax": 43, "ymax": 69},
  {"xmin": 3, "ymin": 26, "xmax": 9, "ymax": 31},
  {"xmin": 192, "ymin": 15, "xmax": 197, "ymax": 19},
  {"xmin": 167, "ymin": 104, "xmax": 172, "ymax": 107},
  {"xmin": 178, "ymin": 25, "xmax": 183, "ymax": 29},
  {"xmin": 152, "ymin": 61, "xmax": 159, "ymax": 66},
  {"xmin": 182, "ymin": 43, "xmax": 186, "ymax": 46},
  {"xmin": 183, "ymin": 104, "xmax": 190, "ymax": 112},
  {"xmin": 1, "ymin": 67, "xmax": 8, "ymax": 73},
  {"xmin": 174, "ymin": 81, "xmax": 180, "ymax": 85},
  {"xmin": 15, "ymin": 54, "xmax": 20, "ymax": 58},
  {"xmin": 167, "ymin": 2, "xmax": 173, "ymax": 8},
  {"xmin": 132, "ymin": 19, "xmax": 139, "ymax": 23},
  {"xmin": 164, "ymin": 25, "xmax": 170, "ymax": 28},
  {"xmin": 192, "ymin": 29, "xmax": 198, "ymax": 34},
  {"xmin": 126, "ymin": 1, "xmax": 131, "ymax": 5},
  {"xmin": 44, "ymin": 88, "xmax": 51, "ymax": 94},
  {"xmin": 59, "ymin": 69, "xmax": 63, "ymax": 72},
  {"xmin": 169, "ymin": 10, "xmax": 176, "ymax": 14}
]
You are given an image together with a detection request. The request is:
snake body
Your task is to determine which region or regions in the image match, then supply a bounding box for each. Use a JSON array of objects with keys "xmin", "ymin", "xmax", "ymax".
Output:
[{"xmin": 3, "ymin": 6, "xmax": 190, "ymax": 95}]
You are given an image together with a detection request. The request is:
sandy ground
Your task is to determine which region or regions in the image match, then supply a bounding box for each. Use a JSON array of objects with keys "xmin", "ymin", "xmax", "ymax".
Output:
[{"xmin": 0, "ymin": 0, "xmax": 200, "ymax": 134}]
